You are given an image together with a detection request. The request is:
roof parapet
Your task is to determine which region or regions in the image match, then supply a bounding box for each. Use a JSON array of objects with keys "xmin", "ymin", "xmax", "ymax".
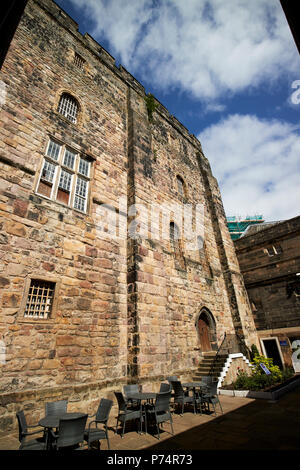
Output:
[
  {"xmin": 118, "ymin": 65, "xmax": 145, "ymax": 93},
  {"xmin": 38, "ymin": 0, "xmax": 79, "ymax": 34},
  {"xmin": 83, "ymin": 33, "xmax": 116, "ymax": 67}
]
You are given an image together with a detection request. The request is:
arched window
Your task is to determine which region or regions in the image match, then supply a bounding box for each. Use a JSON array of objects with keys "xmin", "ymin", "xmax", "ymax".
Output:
[
  {"xmin": 170, "ymin": 222, "xmax": 186, "ymax": 270},
  {"xmin": 170, "ymin": 221, "xmax": 180, "ymax": 244},
  {"xmin": 57, "ymin": 93, "xmax": 79, "ymax": 123},
  {"xmin": 176, "ymin": 175, "xmax": 185, "ymax": 197}
]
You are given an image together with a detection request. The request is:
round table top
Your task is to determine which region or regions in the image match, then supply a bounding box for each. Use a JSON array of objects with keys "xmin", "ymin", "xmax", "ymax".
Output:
[
  {"xmin": 128, "ymin": 392, "xmax": 157, "ymax": 400},
  {"xmin": 182, "ymin": 382, "xmax": 207, "ymax": 388},
  {"xmin": 39, "ymin": 412, "xmax": 87, "ymax": 428}
]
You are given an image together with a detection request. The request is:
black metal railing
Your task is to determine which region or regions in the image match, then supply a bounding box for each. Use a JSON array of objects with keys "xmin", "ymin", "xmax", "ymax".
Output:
[{"xmin": 209, "ymin": 332, "xmax": 251, "ymax": 377}]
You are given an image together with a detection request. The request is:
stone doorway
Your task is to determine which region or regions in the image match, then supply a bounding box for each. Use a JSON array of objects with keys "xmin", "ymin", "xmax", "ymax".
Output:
[{"xmin": 197, "ymin": 308, "xmax": 217, "ymax": 352}]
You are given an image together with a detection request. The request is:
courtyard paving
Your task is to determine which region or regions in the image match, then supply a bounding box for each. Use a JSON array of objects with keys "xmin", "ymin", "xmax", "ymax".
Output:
[{"xmin": 1, "ymin": 384, "xmax": 300, "ymax": 452}]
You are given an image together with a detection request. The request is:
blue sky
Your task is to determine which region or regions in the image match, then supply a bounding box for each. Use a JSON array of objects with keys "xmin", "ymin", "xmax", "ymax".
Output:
[{"xmin": 55, "ymin": 0, "xmax": 300, "ymax": 222}]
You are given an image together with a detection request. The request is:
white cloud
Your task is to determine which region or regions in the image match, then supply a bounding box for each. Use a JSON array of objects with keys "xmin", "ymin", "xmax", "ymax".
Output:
[
  {"xmin": 198, "ymin": 114, "xmax": 300, "ymax": 221},
  {"xmin": 68, "ymin": 0, "xmax": 299, "ymax": 101}
]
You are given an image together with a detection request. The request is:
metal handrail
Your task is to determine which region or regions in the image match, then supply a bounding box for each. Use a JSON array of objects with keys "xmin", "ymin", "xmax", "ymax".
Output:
[
  {"xmin": 208, "ymin": 332, "xmax": 251, "ymax": 377},
  {"xmin": 208, "ymin": 333, "xmax": 227, "ymax": 377}
]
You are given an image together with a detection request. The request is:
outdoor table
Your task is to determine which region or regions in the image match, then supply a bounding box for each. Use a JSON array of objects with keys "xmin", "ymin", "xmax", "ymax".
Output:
[
  {"xmin": 181, "ymin": 382, "xmax": 209, "ymax": 396},
  {"xmin": 128, "ymin": 393, "xmax": 157, "ymax": 434},
  {"xmin": 128, "ymin": 392, "xmax": 157, "ymax": 402},
  {"xmin": 182, "ymin": 381, "xmax": 207, "ymax": 389},
  {"xmin": 39, "ymin": 412, "xmax": 87, "ymax": 450}
]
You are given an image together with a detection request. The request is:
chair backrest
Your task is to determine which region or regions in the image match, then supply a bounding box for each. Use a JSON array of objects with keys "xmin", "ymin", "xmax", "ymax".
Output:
[
  {"xmin": 201, "ymin": 376, "xmax": 213, "ymax": 385},
  {"xmin": 114, "ymin": 391, "xmax": 127, "ymax": 411},
  {"xmin": 56, "ymin": 414, "xmax": 88, "ymax": 449},
  {"xmin": 155, "ymin": 392, "xmax": 171, "ymax": 413},
  {"xmin": 123, "ymin": 384, "xmax": 139, "ymax": 397},
  {"xmin": 95, "ymin": 398, "xmax": 113, "ymax": 423},
  {"xmin": 166, "ymin": 376, "xmax": 178, "ymax": 383},
  {"xmin": 16, "ymin": 410, "xmax": 27, "ymax": 442},
  {"xmin": 159, "ymin": 382, "xmax": 171, "ymax": 393},
  {"xmin": 170, "ymin": 380, "xmax": 184, "ymax": 398},
  {"xmin": 45, "ymin": 399, "xmax": 68, "ymax": 416},
  {"xmin": 206, "ymin": 382, "xmax": 218, "ymax": 396}
]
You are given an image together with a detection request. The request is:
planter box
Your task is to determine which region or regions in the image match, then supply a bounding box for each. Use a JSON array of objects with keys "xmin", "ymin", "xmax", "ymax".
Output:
[
  {"xmin": 218, "ymin": 389, "xmax": 234, "ymax": 396},
  {"xmin": 219, "ymin": 375, "xmax": 300, "ymax": 402},
  {"xmin": 233, "ymin": 390, "xmax": 249, "ymax": 397}
]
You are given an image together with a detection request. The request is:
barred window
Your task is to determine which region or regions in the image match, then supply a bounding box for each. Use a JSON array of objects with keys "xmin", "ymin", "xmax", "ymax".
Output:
[
  {"xmin": 24, "ymin": 279, "xmax": 55, "ymax": 319},
  {"xmin": 36, "ymin": 138, "xmax": 91, "ymax": 212},
  {"xmin": 57, "ymin": 93, "xmax": 79, "ymax": 123},
  {"xmin": 74, "ymin": 53, "xmax": 85, "ymax": 69},
  {"xmin": 266, "ymin": 245, "xmax": 283, "ymax": 256}
]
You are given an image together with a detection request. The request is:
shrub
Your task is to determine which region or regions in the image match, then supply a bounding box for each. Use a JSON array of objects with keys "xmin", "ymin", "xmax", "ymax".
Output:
[
  {"xmin": 231, "ymin": 354, "xmax": 294, "ymax": 391},
  {"xmin": 250, "ymin": 344, "xmax": 259, "ymax": 360}
]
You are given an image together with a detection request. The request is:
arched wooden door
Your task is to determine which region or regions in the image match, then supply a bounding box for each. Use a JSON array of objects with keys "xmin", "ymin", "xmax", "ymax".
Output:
[{"xmin": 198, "ymin": 316, "xmax": 211, "ymax": 351}]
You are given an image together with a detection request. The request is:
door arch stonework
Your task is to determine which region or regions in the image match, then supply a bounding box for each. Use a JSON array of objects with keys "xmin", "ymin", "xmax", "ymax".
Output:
[{"xmin": 196, "ymin": 308, "xmax": 217, "ymax": 352}]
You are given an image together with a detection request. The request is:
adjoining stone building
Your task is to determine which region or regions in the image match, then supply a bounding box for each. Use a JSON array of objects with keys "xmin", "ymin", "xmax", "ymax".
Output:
[
  {"xmin": 0, "ymin": 0, "xmax": 258, "ymax": 431},
  {"xmin": 235, "ymin": 215, "xmax": 300, "ymax": 371}
]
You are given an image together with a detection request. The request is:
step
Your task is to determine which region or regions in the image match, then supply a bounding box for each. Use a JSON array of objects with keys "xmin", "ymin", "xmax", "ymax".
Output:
[{"xmin": 198, "ymin": 360, "xmax": 227, "ymax": 366}]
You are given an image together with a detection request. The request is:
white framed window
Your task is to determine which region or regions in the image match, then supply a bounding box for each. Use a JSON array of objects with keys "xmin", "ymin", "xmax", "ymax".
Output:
[
  {"xmin": 57, "ymin": 93, "xmax": 79, "ymax": 123},
  {"xmin": 36, "ymin": 138, "xmax": 91, "ymax": 213}
]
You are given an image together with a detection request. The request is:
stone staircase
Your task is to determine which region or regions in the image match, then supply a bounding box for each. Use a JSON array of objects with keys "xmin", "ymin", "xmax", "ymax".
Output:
[{"xmin": 192, "ymin": 352, "xmax": 228, "ymax": 381}]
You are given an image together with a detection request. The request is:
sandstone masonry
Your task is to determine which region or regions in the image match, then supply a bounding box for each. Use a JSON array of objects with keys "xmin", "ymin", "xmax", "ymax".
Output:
[{"xmin": 0, "ymin": 0, "xmax": 258, "ymax": 432}]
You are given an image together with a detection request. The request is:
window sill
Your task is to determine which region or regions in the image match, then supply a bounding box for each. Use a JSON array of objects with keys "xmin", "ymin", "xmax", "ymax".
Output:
[
  {"xmin": 17, "ymin": 317, "xmax": 56, "ymax": 325},
  {"xmin": 34, "ymin": 191, "xmax": 88, "ymax": 217}
]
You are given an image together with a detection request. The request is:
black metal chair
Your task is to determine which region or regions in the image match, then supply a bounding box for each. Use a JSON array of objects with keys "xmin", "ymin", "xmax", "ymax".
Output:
[
  {"xmin": 123, "ymin": 384, "xmax": 140, "ymax": 407},
  {"xmin": 84, "ymin": 398, "xmax": 113, "ymax": 450},
  {"xmin": 146, "ymin": 392, "xmax": 174, "ymax": 439},
  {"xmin": 16, "ymin": 410, "xmax": 46, "ymax": 450},
  {"xmin": 50, "ymin": 414, "xmax": 88, "ymax": 450},
  {"xmin": 159, "ymin": 382, "xmax": 171, "ymax": 393},
  {"xmin": 45, "ymin": 399, "xmax": 68, "ymax": 416},
  {"xmin": 114, "ymin": 391, "xmax": 143, "ymax": 438},
  {"xmin": 170, "ymin": 381, "xmax": 196, "ymax": 415},
  {"xmin": 201, "ymin": 382, "xmax": 223, "ymax": 416},
  {"xmin": 166, "ymin": 376, "xmax": 178, "ymax": 383}
]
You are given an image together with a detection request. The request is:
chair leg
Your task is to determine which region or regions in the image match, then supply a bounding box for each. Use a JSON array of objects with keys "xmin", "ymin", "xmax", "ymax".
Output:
[
  {"xmin": 121, "ymin": 420, "xmax": 126, "ymax": 438},
  {"xmin": 218, "ymin": 399, "xmax": 223, "ymax": 414},
  {"xmin": 156, "ymin": 417, "xmax": 160, "ymax": 440},
  {"xmin": 106, "ymin": 429, "xmax": 110, "ymax": 450},
  {"xmin": 170, "ymin": 416, "xmax": 174, "ymax": 435}
]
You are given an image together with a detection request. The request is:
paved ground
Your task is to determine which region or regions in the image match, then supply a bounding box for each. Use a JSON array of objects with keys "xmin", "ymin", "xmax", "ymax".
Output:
[{"xmin": 1, "ymin": 384, "xmax": 300, "ymax": 452}]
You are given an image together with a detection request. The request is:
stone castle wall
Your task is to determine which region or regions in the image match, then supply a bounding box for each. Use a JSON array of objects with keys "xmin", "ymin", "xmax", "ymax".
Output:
[
  {"xmin": 0, "ymin": 0, "xmax": 258, "ymax": 432},
  {"xmin": 235, "ymin": 216, "xmax": 300, "ymax": 368}
]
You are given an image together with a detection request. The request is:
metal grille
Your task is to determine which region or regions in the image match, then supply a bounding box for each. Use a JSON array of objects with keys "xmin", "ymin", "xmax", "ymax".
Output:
[
  {"xmin": 24, "ymin": 280, "xmax": 55, "ymax": 319},
  {"xmin": 74, "ymin": 53, "xmax": 85, "ymax": 69},
  {"xmin": 57, "ymin": 93, "xmax": 78, "ymax": 123}
]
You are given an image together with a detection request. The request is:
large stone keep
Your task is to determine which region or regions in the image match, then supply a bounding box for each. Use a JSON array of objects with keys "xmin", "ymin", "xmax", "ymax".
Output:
[{"xmin": 0, "ymin": 0, "xmax": 258, "ymax": 431}]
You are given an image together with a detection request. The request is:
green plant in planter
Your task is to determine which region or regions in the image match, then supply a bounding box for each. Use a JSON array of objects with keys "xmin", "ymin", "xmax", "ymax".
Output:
[
  {"xmin": 250, "ymin": 344, "xmax": 259, "ymax": 360},
  {"xmin": 232, "ymin": 354, "xmax": 288, "ymax": 391},
  {"xmin": 145, "ymin": 93, "xmax": 157, "ymax": 123},
  {"xmin": 251, "ymin": 354, "xmax": 282, "ymax": 382}
]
